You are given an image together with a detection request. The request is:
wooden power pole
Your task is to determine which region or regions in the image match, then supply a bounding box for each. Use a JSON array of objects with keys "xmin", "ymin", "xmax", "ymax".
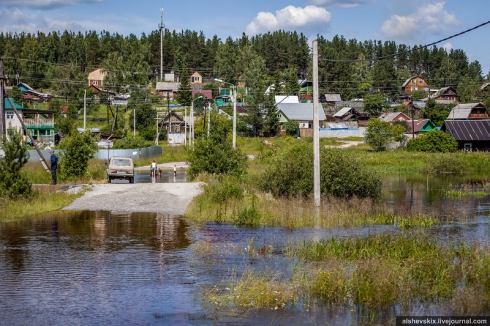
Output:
[{"xmin": 312, "ymin": 40, "xmax": 320, "ymax": 207}]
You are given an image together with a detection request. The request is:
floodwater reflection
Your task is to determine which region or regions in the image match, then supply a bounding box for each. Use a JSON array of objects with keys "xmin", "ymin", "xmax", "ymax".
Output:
[{"xmin": 1, "ymin": 174, "xmax": 490, "ymax": 325}]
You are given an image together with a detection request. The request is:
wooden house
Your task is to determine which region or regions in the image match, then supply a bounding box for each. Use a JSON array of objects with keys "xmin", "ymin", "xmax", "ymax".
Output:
[
  {"xmin": 158, "ymin": 111, "xmax": 184, "ymax": 133},
  {"xmin": 432, "ymin": 86, "xmax": 459, "ymax": 104},
  {"xmin": 156, "ymin": 82, "xmax": 180, "ymax": 100},
  {"xmin": 17, "ymin": 82, "xmax": 50, "ymax": 103},
  {"xmin": 447, "ymin": 103, "xmax": 489, "ymax": 120},
  {"xmin": 401, "ymin": 76, "xmax": 430, "ymax": 95},
  {"xmin": 87, "ymin": 68, "xmax": 106, "ymax": 87},
  {"xmin": 190, "ymin": 71, "xmax": 203, "ymax": 84},
  {"xmin": 379, "ymin": 112, "xmax": 410, "ymax": 123},
  {"xmin": 442, "ymin": 120, "xmax": 490, "ymax": 151}
]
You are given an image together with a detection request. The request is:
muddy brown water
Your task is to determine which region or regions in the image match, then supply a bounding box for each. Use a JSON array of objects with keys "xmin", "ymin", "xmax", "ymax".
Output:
[{"xmin": 1, "ymin": 174, "xmax": 490, "ymax": 325}]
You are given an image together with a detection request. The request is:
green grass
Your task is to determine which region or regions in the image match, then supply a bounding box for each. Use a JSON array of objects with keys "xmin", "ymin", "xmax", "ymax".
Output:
[
  {"xmin": 0, "ymin": 188, "xmax": 84, "ymax": 222},
  {"xmin": 203, "ymin": 233, "xmax": 490, "ymax": 313}
]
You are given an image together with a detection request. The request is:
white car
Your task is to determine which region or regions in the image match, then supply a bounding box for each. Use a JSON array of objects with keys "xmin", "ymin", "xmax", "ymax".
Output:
[{"xmin": 106, "ymin": 157, "xmax": 135, "ymax": 183}]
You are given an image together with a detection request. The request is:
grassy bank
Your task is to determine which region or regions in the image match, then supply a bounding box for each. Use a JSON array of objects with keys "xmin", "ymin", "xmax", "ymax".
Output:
[{"xmin": 0, "ymin": 187, "xmax": 84, "ymax": 222}]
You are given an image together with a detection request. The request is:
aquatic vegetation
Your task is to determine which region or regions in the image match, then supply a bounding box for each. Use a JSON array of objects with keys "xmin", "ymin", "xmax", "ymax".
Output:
[{"xmin": 203, "ymin": 234, "xmax": 490, "ymax": 313}]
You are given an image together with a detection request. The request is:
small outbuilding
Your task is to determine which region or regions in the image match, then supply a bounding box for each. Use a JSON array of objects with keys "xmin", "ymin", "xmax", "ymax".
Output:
[{"xmin": 441, "ymin": 120, "xmax": 490, "ymax": 151}]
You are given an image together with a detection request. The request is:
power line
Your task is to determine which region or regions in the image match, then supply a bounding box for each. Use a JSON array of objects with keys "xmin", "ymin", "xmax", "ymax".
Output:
[{"xmin": 321, "ymin": 19, "xmax": 490, "ymax": 63}]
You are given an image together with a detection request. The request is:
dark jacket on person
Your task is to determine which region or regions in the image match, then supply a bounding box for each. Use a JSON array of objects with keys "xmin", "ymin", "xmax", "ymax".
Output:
[{"xmin": 50, "ymin": 153, "xmax": 58, "ymax": 170}]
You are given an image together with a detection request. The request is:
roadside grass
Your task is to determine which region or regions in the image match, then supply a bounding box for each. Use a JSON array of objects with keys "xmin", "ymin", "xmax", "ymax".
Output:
[
  {"xmin": 203, "ymin": 233, "xmax": 490, "ymax": 313},
  {"xmin": 0, "ymin": 188, "xmax": 83, "ymax": 222},
  {"xmin": 23, "ymin": 159, "xmax": 107, "ymax": 184}
]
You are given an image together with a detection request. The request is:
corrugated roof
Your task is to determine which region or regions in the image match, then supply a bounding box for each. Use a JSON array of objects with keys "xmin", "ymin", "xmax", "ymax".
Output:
[
  {"xmin": 277, "ymin": 103, "xmax": 326, "ymax": 121},
  {"xmin": 448, "ymin": 103, "xmax": 487, "ymax": 120},
  {"xmin": 442, "ymin": 120, "xmax": 490, "ymax": 141},
  {"xmin": 407, "ymin": 119, "xmax": 430, "ymax": 133},
  {"xmin": 325, "ymin": 94, "xmax": 342, "ymax": 102},
  {"xmin": 333, "ymin": 107, "xmax": 353, "ymax": 117},
  {"xmin": 379, "ymin": 112, "xmax": 410, "ymax": 122},
  {"xmin": 4, "ymin": 98, "xmax": 23, "ymax": 109},
  {"xmin": 156, "ymin": 82, "xmax": 180, "ymax": 91}
]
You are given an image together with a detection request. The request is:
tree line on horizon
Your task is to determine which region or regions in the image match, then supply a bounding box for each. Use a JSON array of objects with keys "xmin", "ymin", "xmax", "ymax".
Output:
[{"xmin": 0, "ymin": 29, "xmax": 488, "ymax": 103}]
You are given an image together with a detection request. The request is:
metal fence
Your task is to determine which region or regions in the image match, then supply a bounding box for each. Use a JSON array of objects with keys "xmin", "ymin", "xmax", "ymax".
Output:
[{"xmin": 27, "ymin": 146, "xmax": 163, "ymax": 162}]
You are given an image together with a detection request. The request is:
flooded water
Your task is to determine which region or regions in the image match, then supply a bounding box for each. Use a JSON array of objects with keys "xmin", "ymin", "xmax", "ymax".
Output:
[{"xmin": 1, "ymin": 174, "xmax": 490, "ymax": 325}]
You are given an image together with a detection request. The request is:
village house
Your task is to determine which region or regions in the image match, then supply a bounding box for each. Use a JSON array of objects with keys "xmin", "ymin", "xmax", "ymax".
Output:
[
  {"xmin": 277, "ymin": 103, "xmax": 326, "ymax": 137},
  {"xmin": 431, "ymin": 86, "xmax": 459, "ymax": 104},
  {"xmin": 190, "ymin": 71, "xmax": 203, "ymax": 84},
  {"xmin": 87, "ymin": 68, "xmax": 106, "ymax": 87},
  {"xmin": 156, "ymin": 82, "xmax": 180, "ymax": 100},
  {"xmin": 401, "ymin": 76, "xmax": 430, "ymax": 95},
  {"xmin": 406, "ymin": 119, "xmax": 437, "ymax": 136},
  {"xmin": 442, "ymin": 120, "xmax": 490, "ymax": 151},
  {"xmin": 379, "ymin": 112, "xmax": 411, "ymax": 123},
  {"xmin": 3, "ymin": 98, "xmax": 55, "ymax": 144},
  {"xmin": 17, "ymin": 82, "xmax": 51, "ymax": 104},
  {"xmin": 447, "ymin": 102, "xmax": 489, "ymax": 120}
]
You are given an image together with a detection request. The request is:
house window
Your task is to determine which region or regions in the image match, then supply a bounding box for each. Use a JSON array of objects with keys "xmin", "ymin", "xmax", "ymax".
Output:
[
  {"xmin": 93, "ymin": 80, "xmax": 98, "ymax": 85},
  {"xmin": 445, "ymin": 96, "xmax": 448, "ymax": 100},
  {"xmin": 419, "ymin": 80, "xmax": 424, "ymax": 84},
  {"xmin": 411, "ymin": 86, "xmax": 417, "ymax": 91},
  {"xmin": 6, "ymin": 112, "xmax": 14, "ymax": 119},
  {"xmin": 412, "ymin": 79, "xmax": 416, "ymax": 84},
  {"xmin": 464, "ymin": 143, "xmax": 472, "ymax": 151}
]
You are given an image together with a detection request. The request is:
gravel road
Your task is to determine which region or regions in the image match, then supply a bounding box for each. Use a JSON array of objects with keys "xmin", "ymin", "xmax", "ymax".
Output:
[{"xmin": 63, "ymin": 182, "xmax": 204, "ymax": 215}]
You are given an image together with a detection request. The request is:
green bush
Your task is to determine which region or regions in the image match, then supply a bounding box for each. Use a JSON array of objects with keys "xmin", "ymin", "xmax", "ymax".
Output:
[
  {"xmin": 260, "ymin": 145, "xmax": 381, "ymax": 198},
  {"xmin": 187, "ymin": 112, "xmax": 248, "ymax": 180},
  {"xmin": 364, "ymin": 118, "xmax": 393, "ymax": 151},
  {"xmin": 406, "ymin": 130, "xmax": 458, "ymax": 153},
  {"xmin": 58, "ymin": 130, "xmax": 98, "ymax": 180},
  {"xmin": 204, "ymin": 176, "xmax": 244, "ymax": 204},
  {"xmin": 0, "ymin": 128, "xmax": 33, "ymax": 199}
]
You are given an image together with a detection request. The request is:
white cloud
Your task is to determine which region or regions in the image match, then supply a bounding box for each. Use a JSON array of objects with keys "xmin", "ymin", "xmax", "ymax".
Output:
[
  {"xmin": 308, "ymin": 0, "xmax": 365, "ymax": 8},
  {"xmin": 440, "ymin": 42, "xmax": 453, "ymax": 52},
  {"xmin": 381, "ymin": 2, "xmax": 459, "ymax": 41},
  {"xmin": 245, "ymin": 5, "xmax": 331, "ymax": 36}
]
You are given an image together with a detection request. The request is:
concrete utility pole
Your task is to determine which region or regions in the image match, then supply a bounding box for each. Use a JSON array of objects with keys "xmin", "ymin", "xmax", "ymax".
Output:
[
  {"xmin": 0, "ymin": 59, "xmax": 5, "ymax": 142},
  {"xmin": 83, "ymin": 90, "xmax": 87, "ymax": 131},
  {"xmin": 159, "ymin": 8, "xmax": 164, "ymax": 82},
  {"xmin": 312, "ymin": 40, "xmax": 321, "ymax": 207}
]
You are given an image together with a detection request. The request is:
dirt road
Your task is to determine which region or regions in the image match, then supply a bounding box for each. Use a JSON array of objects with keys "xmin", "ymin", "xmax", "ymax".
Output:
[{"xmin": 63, "ymin": 182, "xmax": 203, "ymax": 215}]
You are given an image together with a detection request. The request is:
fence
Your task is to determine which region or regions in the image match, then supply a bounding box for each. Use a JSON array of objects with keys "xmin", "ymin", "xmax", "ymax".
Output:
[{"xmin": 27, "ymin": 146, "xmax": 162, "ymax": 162}]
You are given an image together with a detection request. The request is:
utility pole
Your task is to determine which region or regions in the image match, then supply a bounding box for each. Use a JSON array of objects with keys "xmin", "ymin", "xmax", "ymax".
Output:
[
  {"xmin": 83, "ymin": 90, "xmax": 87, "ymax": 131},
  {"xmin": 312, "ymin": 40, "xmax": 320, "ymax": 207},
  {"xmin": 159, "ymin": 8, "xmax": 164, "ymax": 82},
  {"xmin": 0, "ymin": 59, "xmax": 5, "ymax": 143}
]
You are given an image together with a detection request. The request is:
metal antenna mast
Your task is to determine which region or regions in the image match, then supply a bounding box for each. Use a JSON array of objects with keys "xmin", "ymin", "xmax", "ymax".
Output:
[{"xmin": 159, "ymin": 8, "xmax": 165, "ymax": 82}]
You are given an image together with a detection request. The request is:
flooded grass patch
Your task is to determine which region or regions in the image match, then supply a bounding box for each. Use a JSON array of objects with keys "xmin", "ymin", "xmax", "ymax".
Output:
[
  {"xmin": 187, "ymin": 185, "xmax": 441, "ymax": 229},
  {"xmin": 202, "ymin": 233, "xmax": 490, "ymax": 314}
]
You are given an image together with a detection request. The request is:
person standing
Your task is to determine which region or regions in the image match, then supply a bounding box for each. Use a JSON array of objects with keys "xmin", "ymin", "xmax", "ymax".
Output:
[
  {"xmin": 173, "ymin": 164, "xmax": 177, "ymax": 177},
  {"xmin": 151, "ymin": 161, "xmax": 157, "ymax": 177},
  {"xmin": 50, "ymin": 150, "xmax": 58, "ymax": 185}
]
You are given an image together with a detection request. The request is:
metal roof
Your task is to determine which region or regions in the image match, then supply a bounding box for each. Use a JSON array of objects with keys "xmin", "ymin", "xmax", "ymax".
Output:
[
  {"xmin": 448, "ymin": 103, "xmax": 487, "ymax": 120},
  {"xmin": 379, "ymin": 112, "xmax": 410, "ymax": 122},
  {"xmin": 442, "ymin": 120, "xmax": 490, "ymax": 141},
  {"xmin": 277, "ymin": 103, "xmax": 326, "ymax": 121},
  {"xmin": 325, "ymin": 94, "xmax": 342, "ymax": 102},
  {"xmin": 333, "ymin": 107, "xmax": 353, "ymax": 117}
]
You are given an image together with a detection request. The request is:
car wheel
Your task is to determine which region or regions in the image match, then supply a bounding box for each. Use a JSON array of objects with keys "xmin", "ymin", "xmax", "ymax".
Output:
[
  {"xmin": 108, "ymin": 177, "xmax": 112, "ymax": 184},
  {"xmin": 129, "ymin": 177, "xmax": 134, "ymax": 184}
]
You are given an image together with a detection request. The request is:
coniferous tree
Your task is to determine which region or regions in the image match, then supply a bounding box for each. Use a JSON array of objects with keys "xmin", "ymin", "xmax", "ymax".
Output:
[
  {"xmin": 176, "ymin": 63, "xmax": 192, "ymax": 106},
  {"xmin": 0, "ymin": 128, "xmax": 33, "ymax": 199}
]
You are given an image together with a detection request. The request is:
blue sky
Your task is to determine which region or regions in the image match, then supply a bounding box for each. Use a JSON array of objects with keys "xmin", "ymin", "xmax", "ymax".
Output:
[{"xmin": 0, "ymin": 0, "xmax": 489, "ymax": 75}]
